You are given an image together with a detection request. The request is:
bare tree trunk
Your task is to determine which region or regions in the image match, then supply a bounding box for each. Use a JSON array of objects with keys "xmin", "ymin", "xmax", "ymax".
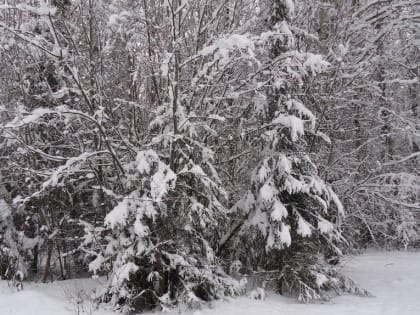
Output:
[{"xmin": 42, "ymin": 239, "xmax": 54, "ymax": 283}]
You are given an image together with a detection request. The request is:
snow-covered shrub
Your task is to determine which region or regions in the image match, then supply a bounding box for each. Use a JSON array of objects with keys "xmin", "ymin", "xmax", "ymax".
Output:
[
  {"xmin": 217, "ymin": 0, "xmax": 369, "ymax": 302},
  {"xmin": 100, "ymin": 145, "xmax": 245, "ymax": 312},
  {"xmin": 0, "ymin": 199, "xmax": 29, "ymax": 282},
  {"xmin": 249, "ymin": 287, "xmax": 265, "ymax": 300}
]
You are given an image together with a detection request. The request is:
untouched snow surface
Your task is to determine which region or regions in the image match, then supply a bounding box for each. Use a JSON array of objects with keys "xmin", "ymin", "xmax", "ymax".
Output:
[{"xmin": 0, "ymin": 251, "xmax": 419, "ymax": 315}]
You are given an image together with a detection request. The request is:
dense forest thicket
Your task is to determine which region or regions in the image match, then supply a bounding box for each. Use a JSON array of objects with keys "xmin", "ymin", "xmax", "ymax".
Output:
[{"xmin": 0, "ymin": 0, "xmax": 418, "ymax": 312}]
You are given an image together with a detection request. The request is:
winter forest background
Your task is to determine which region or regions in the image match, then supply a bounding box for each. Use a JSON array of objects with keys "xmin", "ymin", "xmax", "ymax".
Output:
[{"xmin": 0, "ymin": 0, "xmax": 419, "ymax": 313}]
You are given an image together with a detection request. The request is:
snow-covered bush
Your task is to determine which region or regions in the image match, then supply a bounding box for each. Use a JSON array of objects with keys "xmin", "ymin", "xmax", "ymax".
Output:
[
  {"xmin": 100, "ymin": 145, "xmax": 245, "ymax": 311},
  {"xmin": 216, "ymin": 0, "xmax": 369, "ymax": 302}
]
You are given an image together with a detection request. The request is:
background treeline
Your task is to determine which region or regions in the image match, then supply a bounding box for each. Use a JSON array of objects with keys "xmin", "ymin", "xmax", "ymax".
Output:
[{"xmin": 0, "ymin": 0, "xmax": 418, "ymax": 312}]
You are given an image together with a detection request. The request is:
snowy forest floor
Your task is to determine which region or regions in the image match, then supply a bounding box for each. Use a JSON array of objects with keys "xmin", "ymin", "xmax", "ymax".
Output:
[{"xmin": 1, "ymin": 251, "xmax": 419, "ymax": 315}]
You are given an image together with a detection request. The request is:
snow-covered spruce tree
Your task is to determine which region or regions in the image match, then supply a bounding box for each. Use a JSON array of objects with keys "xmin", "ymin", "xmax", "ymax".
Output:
[
  {"xmin": 97, "ymin": 1, "xmax": 245, "ymax": 312},
  {"xmin": 101, "ymin": 146, "xmax": 244, "ymax": 311},
  {"xmin": 219, "ymin": 0, "xmax": 369, "ymax": 302}
]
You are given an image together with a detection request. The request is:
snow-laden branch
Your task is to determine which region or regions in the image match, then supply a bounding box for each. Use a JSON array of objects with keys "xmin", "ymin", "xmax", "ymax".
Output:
[{"xmin": 381, "ymin": 152, "xmax": 420, "ymax": 167}]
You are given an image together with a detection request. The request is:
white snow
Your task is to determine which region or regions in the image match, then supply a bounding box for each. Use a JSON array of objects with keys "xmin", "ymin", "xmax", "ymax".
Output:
[
  {"xmin": 135, "ymin": 150, "xmax": 159, "ymax": 175},
  {"xmin": 303, "ymin": 53, "xmax": 330, "ymax": 74},
  {"xmin": 111, "ymin": 262, "xmax": 138, "ymax": 287},
  {"xmin": 5, "ymin": 108, "xmax": 54, "ymax": 128},
  {"xmin": 279, "ymin": 223, "xmax": 292, "ymax": 246},
  {"xmin": 150, "ymin": 162, "xmax": 176, "ymax": 202},
  {"xmin": 277, "ymin": 155, "xmax": 292, "ymax": 174},
  {"xmin": 258, "ymin": 164, "xmax": 270, "ymax": 182},
  {"xmin": 285, "ymin": 99, "xmax": 316, "ymax": 130},
  {"xmin": 134, "ymin": 213, "xmax": 150, "ymax": 237},
  {"xmin": 317, "ymin": 217, "xmax": 334, "ymax": 234},
  {"xmin": 259, "ymin": 182, "xmax": 277, "ymax": 201},
  {"xmin": 89, "ymin": 255, "xmax": 105, "ymax": 275},
  {"xmin": 199, "ymin": 33, "xmax": 256, "ymax": 66},
  {"xmin": 270, "ymin": 200, "xmax": 288, "ymax": 221},
  {"xmin": 0, "ymin": 2, "xmax": 57, "ymax": 16},
  {"xmin": 328, "ymin": 186, "xmax": 345, "ymax": 216},
  {"xmin": 105, "ymin": 196, "xmax": 131, "ymax": 229},
  {"xmin": 297, "ymin": 216, "xmax": 312, "ymax": 237},
  {"xmin": 281, "ymin": 0, "xmax": 295, "ymax": 15},
  {"xmin": 0, "ymin": 277, "xmax": 114, "ymax": 315},
  {"xmin": 0, "ymin": 199, "xmax": 11, "ymax": 220},
  {"xmin": 283, "ymin": 175, "xmax": 304, "ymax": 194},
  {"xmin": 277, "ymin": 21, "xmax": 294, "ymax": 47},
  {"xmin": 272, "ymin": 114, "xmax": 305, "ymax": 141},
  {"xmin": 1, "ymin": 251, "xmax": 420, "ymax": 315}
]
